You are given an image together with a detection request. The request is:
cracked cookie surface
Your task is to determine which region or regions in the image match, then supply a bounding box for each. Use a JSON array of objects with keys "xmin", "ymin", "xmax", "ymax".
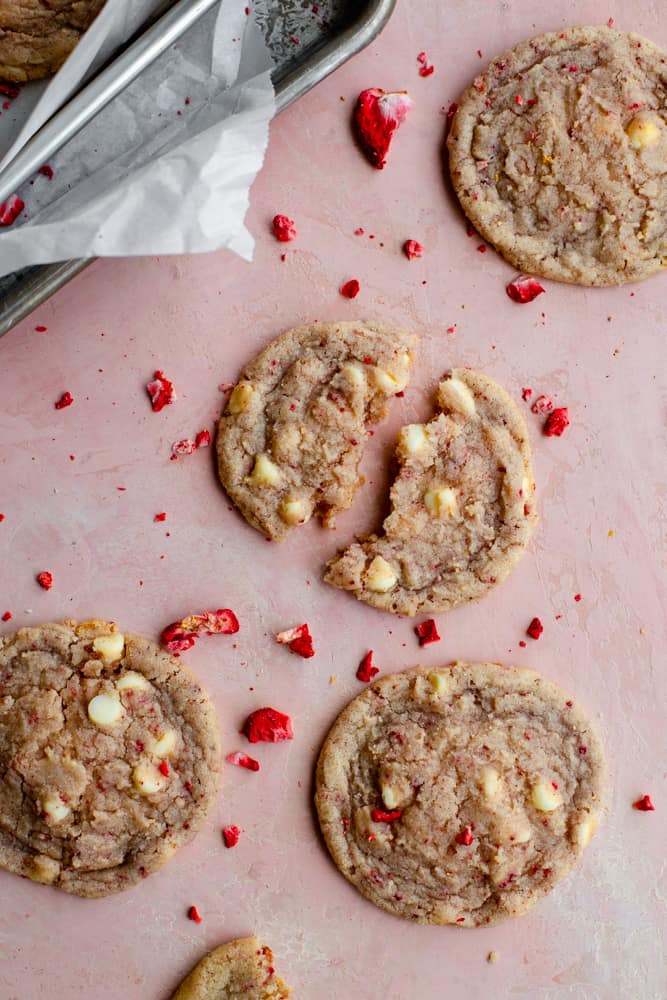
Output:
[
  {"xmin": 0, "ymin": 0, "xmax": 105, "ymax": 82},
  {"xmin": 324, "ymin": 368, "xmax": 536, "ymax": 616},
  {"xmin": 216, "ymin": 321, "xmax": 417, "ymax": 542},
  {"xmin": 315, "ymin": 662, "xmax": 605, "ymax": 926},
  {"xmin": 448, "ymin": 26, "xmax": 667, "ymax": 285},
  {"xmin": 0, "ymin": 620, "xmax": 220, "ymax": 897},
  {"xmin": 171, "ymin": 936, "xmax": 292, "ymax": 1000}
]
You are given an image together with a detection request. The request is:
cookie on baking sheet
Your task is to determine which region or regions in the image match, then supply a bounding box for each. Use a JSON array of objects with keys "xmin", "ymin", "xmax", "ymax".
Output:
[
  {"xmin": 0, "ymin": 620, "xmax": 220, "ymax": 897},
  {"xmin": 315, "ymin": 662, "xmax": 605, "ymax": 926},
  {"xmin": 170, "ymin": 936, "xmax": 292, "ymax": 1000},
  {"xmin": 447, "ymin": 26, "xmax": 667, "ymax": 286},
  {"xmin": 0, "ymin": 0, "xmax": 105, "ymax": 82},
  {"xmin": 324, "ymin": 368, "xmax": 536, "ymax": 616},
  {"xmin": 216, "ymin": 321, "xmax": 417, "ymax": 541}
]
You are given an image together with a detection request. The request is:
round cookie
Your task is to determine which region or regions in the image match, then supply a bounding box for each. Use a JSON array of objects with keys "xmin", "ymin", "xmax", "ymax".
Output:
[
  {"xmin": 216, "ymin": 321, "xmax": 417, "ymax": 541},
  {"xmin": 315, "ymin": 662, "xmax": 605, "ymax": 926},
  {"xmin": 0, "ymin": 620, "xmax": 220, "ymax": 897},
  {"xmin": 448, "ymin": 26, "xmax": 667, "ymax": 286},
  {"xmin": 171, "ymin": 936, "xmax": 292, "ymax": 999},
  {"xmin": 325, "ymin": 368, "xmax": 536, "ymax": 615},
  {"xmin": 0, "ymin": 0, "xmax": 105, "ymax": 82}
]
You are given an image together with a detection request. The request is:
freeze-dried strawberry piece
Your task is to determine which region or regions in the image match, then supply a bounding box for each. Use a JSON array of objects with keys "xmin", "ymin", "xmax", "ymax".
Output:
[
  {"xmin": 226, "ymin": 751, "xmax": 260, "ymax": 772},
  {"xmin": 161, "ymin": 609, "xmax": 239, "ymax": 653},
  {"xmin": 633, "ymin": 794, "xmax": 655, "ymax": 812},
  {"xmin": 544, "ymin": 407, "xmax": 570, "ymax": 437},
  {"xmin": 38, "ymin": 164, "xmax": 54, "ymax": 179},
  {"xmin": 340, "ymin": 278, "xmax": 360, "ymax": 298},
  {"xmin": 521, "ymin": 388, "xmax": 533, "ymax": 402},
  {"xmin": 146, "ymin": 370, "xmax": 176, "ymax": 412},
  {"xmin": 0, "ymin": 83, "xmax": 20, "ymax": 99},
  {"xmin": 415, "ymin": 619, "xmax": 440, "ymax": 646},
  {"xmin": 154, "ymin": 512, "xmax": 167, "ymax": 522},
  {"xmin": 171, "ymin": 438, "xmax": 196, "ymax": 456},
  {"xmin": 403, "ymin": 239, "xmax": 424, "ymax": 260},
  {"xmin": 36, "ymin": 571, "xmax": 53, "ymax": 590},
  {"xmin": 455, "ymin": 826, "xmax": 473, "ymax": 846},
  {"xmin": 187, "ymin": 905, "xmax": 203, "ymax": 923},
  {"xmin": 357, "ymin": 650, "xmax": 378, "ymax": 683},
  {"xmin": 506, "ymin": 276, "xmax": 545, "ymax": 303},
  {"xmin": 531, "ymin": 394, "xmax": 553, "ymax": 414},
  {"xmin": 0, "ymin": 195, "xmax": 24, "ymax": 226},
  {"xmin": 243, "ymin": 707, "xmax": 294, "ymax": 744},
  {"xmin": 417, "ymin": 51, "xmax": 434, "ymax": 77},
  {"xmin": 54, "ymin": 391, "xmax": 73, "ymax": 409},
  {"xmin": 194, "ymin": 429, "xmax": 211, "ymax": 449},
  {"xmin": 158, "ymin": 760, "xmax": 170, "ymax": 777},
  {"xmin": 354, "ymin": 88, "xmax": 414, "ymax": 169},
  {"xmin": 527, "ymin": 617, "xmax": 543, "ymax": 640},
  {"xmin": 275, "ymin": 623, "xmax": 315, "ymax": 658},
  {"xmin": 272, "ymin": 214, "xmax": 297, "ymax": 242},
  {"xmin": 223, "ymin": 824, "xmax": 240, "ymax": 848},
  {"xmin": 371, "ymin": 808, "xmax": 402, "ymax": 822},
  {"xmin": 2, "ymin": 611, "xmax": 11, "ymax": 621}
]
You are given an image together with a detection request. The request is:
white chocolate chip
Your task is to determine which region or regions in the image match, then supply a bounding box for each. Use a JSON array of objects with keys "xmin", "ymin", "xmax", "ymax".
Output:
[
  {"xmin": 530, "ymin": 780, "xmax": 563, "ymax": 812},
  {"xmin": 92, "ymin": 632, "xmax": 125, "ymax": 661},
  {"xmin": 571, "ymin": 813, "xmax": 597, "ymax": 847},
  {"xmin": 380, "ymin": 782, "xmax": 399, "ymax": 809},
  {"xmin": 116, "ymin": 671, "xmax": 151, "ymax": 692},
  {"xmin": 342, "ymin": 362, "xmax": 367, "ymax": 387},
  {"xmin": 372, "ymin": 367, "xmax": 408, "ymax": 394},
  {"xmin": 87, "ymin": 693, "xmax": 123, "ymax": 727},
  {"xmin": 31, "ymin": 855, "xmax": 60, "ymax": 884},
  {"xmin": 228, "ymin": 381, "xmax": 255, "ymax": 414},
  {"xmin": 626, "ymin": 112, "xmax": 661, "ymax": 149},
  {"xmin": 480, "ymin": 766, "xmax": 501, "ymax": 799},
  {"xmin": 133, "ymin": 761, "xmax": 168, "ymax": 796},
  {"xmin": 42, "ymin": 796, "xmax": 70, "ymax": 823},
  {"xmin": 521, "ymin": 476, "xmax": 531, "ymax": 498},
  {"xmin": 365, "ymin": 556, "xmax": 398, "ymax": 593},
  {"xmin": 279, "ymin": 497, "xmax": 312, "ymax": 526},
  {"xmin": 246, "ymin": 453, "xmax": 282, "ymax": 488},
  {"xmin": 424, "ymin": 487, "xmax": 458, "ymax": 519},
  {"xmin": 512, "ymin": 825, "xmax": 532, "ymax": 844},
  {"xmin": 428, "ymin": 671, "xmax": 449, "ymax": 694},
  {"xmin": 150, "ymin": 729, "xmax": 178, "ymax": 758},
  {"xmin": 438, "ymin": 377, "xmax": 476, "ymax": 417},
  {"xmin": 401, "ymin": 424, "xmax": 429, "ymax": 454}
]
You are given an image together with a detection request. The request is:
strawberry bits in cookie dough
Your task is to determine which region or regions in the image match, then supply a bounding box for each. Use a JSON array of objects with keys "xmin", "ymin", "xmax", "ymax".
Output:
[{"xmin": 315, "ymin": 663, "xmax": 605, "ymax": 926}]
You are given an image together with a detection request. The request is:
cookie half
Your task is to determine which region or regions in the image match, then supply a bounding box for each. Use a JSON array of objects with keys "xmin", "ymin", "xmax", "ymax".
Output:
[
  {"xmin": 448, "ymin": 26, "xmax": 667, "ymax": 285},
  {"xmin": 0, "ymin": 0, "xmax": 105, "ymax": 82},
  {"xmin": 325, "ymin": 368, "xmax": 536, "ymax": 615},
  {"xmin": 170, "ymin": 936, "xmax": 292, "ymax": 1000},
  {"xmin": 0, "ymin": 621, "xmax": 220, "ymax": 897},
  {"xmin": 315, "ymin": 663, "xmax": 605, "ymax": 926},
  {"xmin": 216, "ymin": 321, "xmax": 417, "ymax": 541}
]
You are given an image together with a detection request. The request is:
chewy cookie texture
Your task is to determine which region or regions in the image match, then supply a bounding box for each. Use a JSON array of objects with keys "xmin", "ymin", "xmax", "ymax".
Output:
[
  {"xmin": 325, "ymin": 368, "xmax": 536, "ymax": 615},
  {"xmin": 315, "ymin": 663, "xmax": 605, "ymax": 926},
  {"xmin": 170, "ymin": 936, "xmax": 292, "ymax": 1000},
  {"xmin": 216, "ymin": 321, "xmax": 417, "ymax": 541},
  {"xmin": 0, "ymin": 621, "xmax": 220, "ymax": 897},
  {"xmin": 448, "ymin": 26, "xmax": 667, "ymax": 285},
  {"xmin": 0, "ymin": 0, "xmax": 105, "ymax": 82}
]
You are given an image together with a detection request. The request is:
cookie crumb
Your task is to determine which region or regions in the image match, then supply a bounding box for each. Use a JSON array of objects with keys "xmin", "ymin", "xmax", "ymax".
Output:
[{"xmin": 487, "ymin": 950, "xmax": 499, "ymax": 964}]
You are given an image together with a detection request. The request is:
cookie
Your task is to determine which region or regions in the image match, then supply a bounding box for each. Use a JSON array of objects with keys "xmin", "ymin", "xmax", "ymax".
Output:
[
  {"xmin": 0, "ymin": 620, "xmax": 220, "ymax": 897},
  {"xmin": 447, "ymin": 26, "xmax": 667, "ymax": 286},
  {"xmin": 171, "ymin": 936, "xmax": 292, "ymax": 1000},
  {"xmin": 0, "ymin": 0, "xmax": 105, "ymax": 82},
  {"xmin": 216, "ymin": 321, "xmax": 417, "ymax": 541},
  {"xmin": 324, "ymin": 368, "xmax": 536, "ymax": 615},
  {"xmin": 315, "ymin": 662, "xmax": 605, "ymax": 926}
]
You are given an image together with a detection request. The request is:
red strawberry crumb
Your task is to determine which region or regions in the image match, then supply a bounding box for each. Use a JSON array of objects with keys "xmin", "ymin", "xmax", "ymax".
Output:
[
  {"xmin": 340, "ymin": 278, "xmax": 360, "ymax": 298},
  {"xmin": 275, "ymin": 623, "xmax": 315, "ymax": 658},
  {"xmin": 371, "ymin": 808, "xmax": 402, "ymax": 823},
  {"xmin": 515, "ymin": 95, "xmax": 524, "ymax": 105},
  {"xmin": 608, "ymin": 17, "xmax": 614, "ymax": 27},
  {"xmin": 54, "ymin": 391, "xmax": 73, "ymax": 409},
  {"xmin": 226, "ymin": 751, "xmax": 260, "ymax": 772},
  {"xmin": 477, "ymin": 244, "xmax": 487, "ymax": 253},
  {"xmin": 417, "ymin": 51, "xmax": 435, "ymax": 77},
  {"xmin": 158, "ymin": 760, "xmax": 170, "ymax": 777},
  {"xmin": 455, "ymin": 826, "xmax": 474, "ymax": 846},
  {"xmin": 531, "ymin": 394, "xmax": 553, "ymax": 414},
  {"xmin": 161, "ymin": 609, "xmax": 239, "ymax": 654},
  {"xmin": 357, "ymin": 650, "xmax": 378, "ymax": 683},
  {"xmin": 544, "ymin": 407, "xmax": 570, "ymax": 437},
  {"xmin": 34, "ymin": 326, "xmax": 47, "ymax": 332},
  {"xmin": 578, "ymin": 746, "xmax": 587, "ymax": 755},
  {"xmin": 354, "ymin": 227, "xmax": 365, "ymax": 235},
  {"xmin": 633, "ymin": 794, "xmax": 654, "ymax": 812},
  {"xmin": 2, "ymin": 611, "xmax": 11, "ymax": 621},
  {"xmin": 519, "ymin": 640, "xmax": 526, "ymax": 648},
  {"xmin": 522, "ymin": 388, "xmax": 533, "ymax": 401},
  {"xmin": 194, "ymin": 429, "xmax": 210, "ymax": 449},
  {"xmin": 187, "ymin": 905, "xmax": 203, "ymax": 923},
  {"xmin": 415, "ymin": 619, "xmax": 441, "ymax": 646},
  {"xmin": 154, "ymin": 512, "xmax": 167, "ymax": 522},
  {"xmin": 242, "ymin": 707, "xmax": 293, "ymax": 744},
  {"xmin": 223, "ymin": 825, "xmax": 240, "ymax": 848},
  {"xmin": 272, "ymin": 214, "xmax": 297, "ymax": 242},
  {"xmin": 403, "ymin": 239, "xmax": 424, "ymax": 260},
  {"xmin": 38, "ymin": 164, "xmax": 54, "ymax": 179},
  {"xmin": 574, "ymin": 593, "xmax": 582, "ymax": 602},
  {"xmin": 354, "ymin": 88, "xmax": 413, "ymax": 169},
  {"xmin": 447, "ymin": 325, "xmax": 457, "ymax": 334},
  {"xmin": 36, "ymin": 571, "xmax": 53, "ymax": 590},
  {"xmin": 0, "ymin": 195, "xmax": 24, "ymax": 226},
  {"xmin": 527, "ymin": 617, "xmax": 543, "ymax": 640},
  {"xmin": 146, "ymin": 370, "xmax": 176, "ymax": 412},
  {"xmin": 506, "ymin": 276, "xmax": 545, "ymax": 303},
  {"xmin": 0, "ymin": 83, "xmax": 20, "ymax": 99}
]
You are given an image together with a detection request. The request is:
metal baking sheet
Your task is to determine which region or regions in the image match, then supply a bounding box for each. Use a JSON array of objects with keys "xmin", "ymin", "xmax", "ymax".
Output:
[{"xmin": 0, "ymin": 0, "xmax": 396, "ymax": 338}]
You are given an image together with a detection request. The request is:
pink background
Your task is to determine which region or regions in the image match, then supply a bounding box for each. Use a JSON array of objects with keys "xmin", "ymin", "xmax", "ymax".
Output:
[{"xmin": 0, "ymin": 2, "xmax": 665, "ymax": 997}]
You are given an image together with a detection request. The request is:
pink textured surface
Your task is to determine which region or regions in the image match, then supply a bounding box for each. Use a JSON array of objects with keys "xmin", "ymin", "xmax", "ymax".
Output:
[{"xmin": 0, "ymin": 2, "xmax": 665, "ymax": 997}]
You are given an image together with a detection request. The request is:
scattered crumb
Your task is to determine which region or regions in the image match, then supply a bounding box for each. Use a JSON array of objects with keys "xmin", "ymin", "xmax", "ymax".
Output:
[
  {"xmin": 329, "ymin": 674, "xmax": 337, "ymax": 685},
  {"xmin": 487, "ymin": 950, "xmax": 499, "ymax": 964}
]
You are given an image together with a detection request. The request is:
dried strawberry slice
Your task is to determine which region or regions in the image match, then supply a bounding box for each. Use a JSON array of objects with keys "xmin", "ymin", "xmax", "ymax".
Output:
[
  {"xmin": 371, "ymin": 808, "xmax": 402, "ymax": 823},
  {"xmin": 415, "ymin": 619, "xmax": 440, "ymax": 646},
  {"xmin": 526, "ymin": 617, "xmax": 543, "ymax": 640},
  {"xmin": 357, "ymin": 650, "xmax": 379, "ymax": 683},
  {"xmin": 633, "ymin": 794, "xmax": 655, "ymax": 812},
  {"xmin": 354, "ymin": 88, "xmax": 413, "ymax": 169},
  {"xmin": 544, "ymin": 407, "xmax": 570, "ymax": 437},
  {"xmin": 0, "ymin": 195, "xmax": 24, "ymax": 227},
  {"xmin": 226, "ymin": 751, "xmax": 260, "ymax": 772},
  {"xmin": 506, "ymin": 276, "xmax": 545, "ymax": 303},
  {"xmin": 403, "ymin": 239, "xmax": 424, "ymax": 260},
  {"xmin": 36, "ymin": 571, "xmax": 53, "ymax": 590},
  {"xmin": 243, "ymin": 707, "xmax": 293, "ymax": 744},
  {"xmin": 161, "ymin": 609, "xmax": 239, "ymax": 654},
  {"xmin": 222, "ymin": 824, "xmax": 241, "ymax": 848},
  {"xmin": 275, "ymin": 623, "xmax": 315, "ymax": 658},
  {"xmin": 146, "ymin": 370, "xmax": 176, "ymax": 412},
  {"xmin": 272, "ymin": 214, "xmax": 297, "ymax": 242}
]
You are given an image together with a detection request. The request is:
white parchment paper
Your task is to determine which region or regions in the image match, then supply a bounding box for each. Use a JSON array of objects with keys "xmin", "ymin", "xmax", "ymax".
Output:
[{"xmin": 0, "ymin": 0, "xmax": 276, "ymax": 276}]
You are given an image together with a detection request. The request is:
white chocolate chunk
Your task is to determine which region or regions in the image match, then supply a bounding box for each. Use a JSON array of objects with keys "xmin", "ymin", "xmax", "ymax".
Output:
[
  {"xmin": 438, "ymin": 377, "xmax": 476, "ymax": 417},
  {"xmin": 521, "ymin": 476, "xmax": 531, "ymax": 498},
  {"xmin": 87, "ymin": 693, "xmax": 123, "ymax": 727},
  {"xmin": 247, "ymin": 454, "xmax": 282, "ymax": 488},
  {"xmin": 228, "ymin": 381, "xmax": 255, "ymax": 414},
  {"xmin": 428, "ymin": 671, "xmax": 449, "ymax": 694},
  {"xmin": 571, "ymin": 813, "xmax": 597, "ymax": 847},
  {"xmin": 381, "ymin": 782, "xmax": 399, "ymax": 809},
  {"xmin": 342, "ymin": 362, "xmax": 367, "ymax": 387},
  {"xmin": 401, "ymin": 424, "xmax": 429, "ymax": 454},
  {"xmin": 42, "ymin": 796, "xmax": 70, "ymax": 823},
  {"xmin": 530, "ymin": 780, "xmax": 563, "ymax": 812},
  {"xmin": 133, "ymin": 761, "xmax": 168, "ymax": 795},
  {"xmin": 92, "ymin": 632, "xmax": 125, "ymax": 661},
  {"xmin": 116, "ymin": 671, "xmax": 151, "ymax": 692},
  {"xmin": 480, "ymin": 766, "xmax": 501, "ymax": 799},
  {"xmin": 424, "ymin": 487, "xmax": 458, "ymax": 518},
  {"xmin": 151, "ymin": 729, "xmax": 178, "ymax": 758},
  {"xmin": 365, "ymin": 556, "xmax": 398, "ymax": 593},
  {"xmin": 372, "ymin": 367, "xmax": 408, "ymax": 394},
  {"xmin": 31, "ymin": 855, "xmax": 60, "ymax": 884},
  {"xmin": 512, "ymin": 825, "xmax": 532, "ymax": 844},
  {"xmin": 626, "ymin": 112, "xmax": 661, "ymax": 149},
  {"xmin": 279, "ymin": 497, "xmax": 311, "ymax": 526}
]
